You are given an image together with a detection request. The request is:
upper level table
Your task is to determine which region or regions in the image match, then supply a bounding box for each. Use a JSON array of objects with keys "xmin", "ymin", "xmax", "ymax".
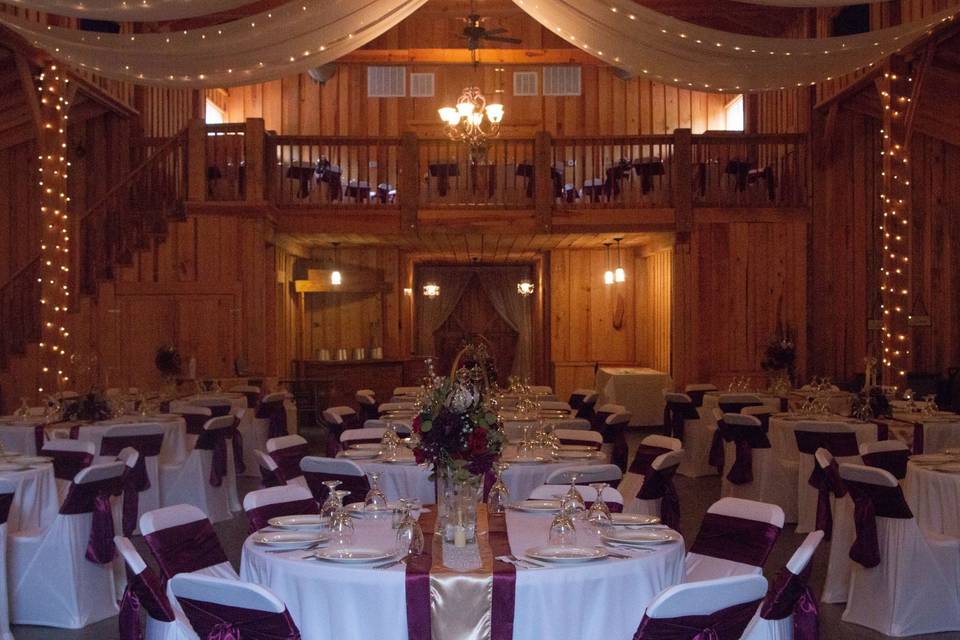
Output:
[{"xmin": 595, "ymin": 367, "xmax": 672, "ymax": 426}]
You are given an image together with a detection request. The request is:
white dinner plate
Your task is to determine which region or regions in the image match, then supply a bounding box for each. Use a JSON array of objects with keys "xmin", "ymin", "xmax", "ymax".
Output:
[
  {"xmin": 251, "ymin": 531, "xmax": 330, "ymax": 548},
  {"xmin": 314, "ymin": 547, "xmax": 394, "ymax": 564},
  {"xmin": 553, "ymin": 451, "xmax": 597, "ymax": 460},
  {"xmin": 910, "ymin": 454, "xmax": 955, "ymax": 465},
  {"xmin": 0, "ymin": 462, "xmax": 30, "ymax": 472},
  {"xmin": 267, "ymin": 515, "xmax": 327, "ymax": 530},
  {"xmin": 526, "ymin": 545, "xmax": 608, "ymax": 563},
  {"xmin": 601, "ymin": 529, "xmax": 678, "ymax": 545},
  {"xmin": 513, "ymin": 499, "xmax": 562, "ymax": 513},
  {"xmin": 610, "ymin": 514, "xmax": 661, "ymax": 527},
  {"xmin": 379, "ymin": 457, "xmax": 417, "ymax": 465},
  {"xmin": 342, "ymin": 449, "xmax": 381, "ymax": 460},
  {"xmin": 350, "ymin": 443, "xmax": 384, "ymax": 451}
]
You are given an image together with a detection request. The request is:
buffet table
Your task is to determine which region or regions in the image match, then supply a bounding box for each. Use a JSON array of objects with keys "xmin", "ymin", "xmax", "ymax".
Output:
[{"xmin": 595, "ymin": 367, "xmax": 672, "ymax": 426}]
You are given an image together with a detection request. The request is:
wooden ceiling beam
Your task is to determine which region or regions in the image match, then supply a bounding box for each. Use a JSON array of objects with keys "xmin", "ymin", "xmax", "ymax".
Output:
[
  {"xmin": 13, "ymin": 53, "xmax": 41, "ymax": 137},
  {"xmin": 340, "ymin": 48, "xmax": 602, "ymax": 66}
]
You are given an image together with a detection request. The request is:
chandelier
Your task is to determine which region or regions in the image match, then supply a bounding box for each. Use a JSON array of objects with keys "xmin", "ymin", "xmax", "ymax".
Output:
[{"xmin": 437, "ymin": 87, "xmax": 503, "ymax": 154}]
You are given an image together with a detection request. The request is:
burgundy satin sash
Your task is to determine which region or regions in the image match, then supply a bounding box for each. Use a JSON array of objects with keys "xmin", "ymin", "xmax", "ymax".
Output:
[
  {"xmin": 809, "ymin": 459, "xmax": 846, "ymax": 539},
  {"xmin": 240, "ymin": 391, "xmax": 261, "ymax": 410},
  {"xmin": 794, "ymin": 430, "xmax": 859, "ymax": 457},
  {"xmin": 592, "ymin": 411, "xmax": 614, "ymax": 439},
  {"xmin": 302, "ymin": 470, "xmax": 369, "ymax": 505},
  {"xmin": 873, "ymin": 421, "xmax": 889, "ymax": 441},
  {"xmin": 195, "ymin": 427, "xmax": 233, "ymax": 487},
  {"xmin": 246, "ymin": 498, "xmax": 319, "ymax": 533},
  {"xmin": 33, "ymin": 424, "xmax": 45, "ymax": 454},
  {"xmin": 861, "ymin": 450, "xmax": 909, "ymax": 480},
  {"xmin": 144, "ymin": 519, "xmax": 229, "ymax": 580},
  {"xmin": 489, "ymin": 511, "xmax": 517, "ymax": 640},
  {"xmin": 686, "ymin": 390, "xmax": 709, "ymax": 407},
  {"xmin": 47, "ymin": 449, "xmax": 94, "ymax": 482},
  {"xmin": 759, "ymin": 565, "xmax": 819, "ymax": 640},
  {"xmin": 0, "ymin": 492, "xmax": 13, "ymax": 525},
  {"xmin": 405, "ymin": 527, "xmax": 432, "ymax": 640},
  {"xmin": 119, "ymin": 566, "xmax": 176, "ymax": 640},
  {"xmin": 259, "ymin": 465, "xmax": 285, "ymax": 488},
  {"xmin": 558, "ymin": 438, "xmax": 602, "ymax": 450},
  {"xmin": 912, "ymin": 422, "xmax": 925, "ymax": 454},
  {"xmin": 269, "ymin": 444, "xmax": 308, "ymax": 483},
  {"xmin": 664, "ymin": 401, "xmax": 699, "ymax": 441},
  {"xmin": 207, "ymin": 404, "xmax": 232, "ymax": 418},
  {"xmin": 101, "ymin": 433, "xmax": 165, "ymax": 535},
  {"xmin": 632, "ymin": 598, "xmax": 764, "ymax": 640},
  {"xmin": 181, "ymin": 414, "xmax": 210, "ymax": 436},
  {"xmin": 689, "ymin": 512, "xmax": 780, "ymax": 567},
  {"xmin": 176, "ymin": 597, "xmax": 301, "ymax": 640},
  {"xmin": 845, "ymin": 479, "xmax": 913, "ymax": 568},
  {"xmin": 60, "ymin": 475, "xmax": 124, "ymax": 564},
  {"xmin": 718, "ymin": 401, "xmax": 762, "ymax": 415},
  {"xmin": 715, "ymin": 420, "xmax": 771, "ymax": 485},
  {"xmin": 630, "ymin": 445, "xmax": 672, "ymax": 475},
  {"xmin": 359, "ymin": 403, "xmax": 379, "ymax": 423},
  {"xmin": 637, "ymin": 463, "xmax": 680, "ymax": 529},
  {"xmin": 256, "ymin": 400, "xmax": 288, "ymax": 439}
]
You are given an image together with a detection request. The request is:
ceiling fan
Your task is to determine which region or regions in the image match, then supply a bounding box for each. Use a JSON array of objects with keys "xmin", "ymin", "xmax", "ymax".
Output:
[{"xmin": 458, "ymin": 1, "xmax": 521, "ymax": 64}]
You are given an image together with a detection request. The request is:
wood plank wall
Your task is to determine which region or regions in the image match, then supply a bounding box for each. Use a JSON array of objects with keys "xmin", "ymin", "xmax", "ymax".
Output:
[{"xmin": 636, "ymin": 247, "xmax": 673, "ymax": 373}]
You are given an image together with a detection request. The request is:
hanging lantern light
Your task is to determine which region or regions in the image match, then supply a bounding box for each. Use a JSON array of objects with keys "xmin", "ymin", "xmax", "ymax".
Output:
[
  {"xmin": 603, "ymin": 242, "xmax": 614, "ymax": 285},
  {"xmin": 614, "ymin": 237, "xmax": 626, "ymax": 283},
  {"xmin": 330, "ymin": 242, "xmax": 342, "ymax": 286}
]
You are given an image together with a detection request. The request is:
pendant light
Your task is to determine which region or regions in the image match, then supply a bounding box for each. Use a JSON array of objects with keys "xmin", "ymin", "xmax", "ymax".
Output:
[
  {"xmin": 614, "ymin": 237, "xmax": 626, "ymax": 283},
  {"xmin": 330, "ymin": 242, "xmax": 342, "ymax": 286},
  {"xmin": 603, "ymin": 242, "xmax": 614, "ymax": 285}
]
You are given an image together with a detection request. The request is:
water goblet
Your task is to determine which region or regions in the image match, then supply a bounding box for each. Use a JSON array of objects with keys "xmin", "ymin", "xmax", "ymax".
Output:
[
  {"xmin": 364, "ymin": 472, "xmax": 389, "ymax": 512},
  {"xmin": 392, "ymin": 498, "xmax": 411, "ymax": 529},
  {"xmin": 328, "ymin": 504, "xmax": 355, "ymax": 547},
  {"xmin": 586, "ymin": 482, "xmax": 612, "ymax": 532},
  {"xmin": 486, "ymin": 462, "xmax": 510, "ymax": 515},
  {"xmin": 396, "ymin": 503, "xmax": 424, "ymax": 555},
  {"xmin": 320, "ymin": 480, "xmax": 343, "ymax": 519},
  {"xmin": 548, "ymin": 510, "xmax": 577, "ymax": 546},
  {"xmin": 561, "ymin": 473, "xmax": 586, "ymax": 516}
]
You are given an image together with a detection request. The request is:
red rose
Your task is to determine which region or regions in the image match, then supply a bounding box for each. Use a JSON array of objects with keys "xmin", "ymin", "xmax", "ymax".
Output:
[
  {"xmin": 412, "ymin": 415, "xmax": 422, "ymax": 434},
  {"xmin": 468, "ymin": 428, "xmax": 488, "ymax": 454},
  {"xmin": 413, "ymin": 448, "xmax": 426, "ymax": 464}
]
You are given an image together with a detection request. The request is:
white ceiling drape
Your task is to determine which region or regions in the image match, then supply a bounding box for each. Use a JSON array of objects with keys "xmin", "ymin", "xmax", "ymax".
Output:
[
  {"xmin": 2, "ymin": 0, "xmax": 258, "ymax": 21},
  {"xmin": 729, "ymin": 0, "xmax": 876, "ymax": 5},
  {"xmin": 512, "ymin": 0, "xmax": 958, "ymax": 91},
  {"xmin": 0, "ymin": 0, "xmax": 429, "ymax": 87}
]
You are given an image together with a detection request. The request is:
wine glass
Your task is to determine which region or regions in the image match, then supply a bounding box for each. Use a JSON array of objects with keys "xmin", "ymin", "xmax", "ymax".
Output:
[
  {"xmin": 320, "ymin": 480, "xmax": 343, "ymax": 519},
  {"xmin": 396, "ymin": 502, "xmax": 424, "ymax": 555},
  {"xmin": 328, "ymin": 500, "xmax": 355, "ymax": 547},
  {"xmin": 548, "ymin": 510, "xmax": 577, "ymax": 546},
  {"xmin": 13, "ymin": 398, "xmax": 28, "ymax": 419},
  {"xmin": 487, "ymin": 462, "xmax": 510, "ymax": 515},
  {"xmin": 586, "ymin": 482, "xmax": 612, "ymax": 531},
  {"xmin": 364, "ymin": 472, "xmax": 389, "ymax": 512},
  {"xmin": 561, "ymin": 472, "xmax": 586, "ymax": 516}
]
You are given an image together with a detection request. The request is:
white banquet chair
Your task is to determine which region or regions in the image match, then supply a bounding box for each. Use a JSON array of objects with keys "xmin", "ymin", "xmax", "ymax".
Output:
[
  {"xmin": 321, "ymin": 406, "xmax": 361, "ymax": 456},
  {"xmin": 858, "ymin": 439, "xmax": 909, "ymax": 479},
  {"xmin": 553, "ymin": 429, "xmax": 602, "ymax": 449},
  {"xmin": 624, "ymin": 450, "xmax": 684, "ymax": 529},
  {"xmin": 0, "ymin": 480, "xmax": 15, "ymax": 640},
  {"xmin": 685, "ymin": 497, "xmax": 784, "ymax": 583},
  {"xmin": 300, "ymin": 456, "xmax": 370, "ymax": 505},
  {"xmin": 98, "ymin": 423, "xmax": 166, "ymax": 532},
  {"xmin": 529, "ymin": 484, "xmax": 624, "ymax": 510},
  {"xmin": 620, "ymin": 435, "xmax": 682, "ymax": 504},
  {"xmin": 742, "ymin": 530, "xmax": 824, "ymax": 640},
  {"xmin": 568, "ymin": 388, "xmax": 598, "ymax": 419},
  {"xmin": 544, "ymin": 464, "xmax": 622, "ymax": 486},
  {"xmin": 41, "ymin": 438, "xmax": 96, "ymax": 501},
  {"xmin": 265, "ymin": 434, "xmax": 310, "ymax": 488},
  {"xmin": 169, "ymin": 405, "xmax": 213, "ymax": 449},
  {"xmin": 817, "ymin": 449, "xmax": 857, "ymax": 604},
  {"xmin": 229, "ymin": 385, "xmax": 262, "ymax": 410},
  {"xmin": 114, "ymin": 536, "xmax": 195, "ymax": 640},
  {"xmin": 169, "ymin": 574, "xmax": 300, "ymax": 639},
  {"xmin": 716, "ymin": 412, "xmax": 785, "ymax": 511},
  {"xmin": 634, "ymin": 575, "xmax": 768, "ymax": 640},
  {"xmin": 159, "ymin": 415, "xmax": 240, "ymax": 523},
  {"xmin": 664, "ymin": 392, "xmax": 716, "ymax": 478},
  {"xmin": 140, "ymin": 504, "xmax": 239, "ymax": 584},
  {"xmin": 355, "ymin": 389, "xmax": 378, "ymax": 422},
  {"xmin": 254, "ymin": 449, "xmax": 284, "ymax": 488},
  {"xmin": 10, "ymin": 462, "xmax": 126, "ymax": 628},
  {"xmin": 241, "ymin": 391, "xmax": 292, "ymax": 476},
  {"xmin": 340, "ymin": 427, "xmax": 387, "ymax": 447},
  {"xmin": 243, "ymin": 485, "xmax": 318, "ymax": 533},
  {"xmin": 392, "ymin": 386, "xmax": 421, "ymax": 398},
  {"xmin": 792, "ymin": 421, "xmax": 863, "ymax": 533},
  {"xmin": 839, "ymin": 463, "xmax": 960, "ymax": 636}
]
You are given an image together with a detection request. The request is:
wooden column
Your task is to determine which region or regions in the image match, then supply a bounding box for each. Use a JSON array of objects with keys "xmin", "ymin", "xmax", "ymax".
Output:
[
  {"xmin": 672, "ymin": 128, "xmax": 693, "ymax": 240},
  {"xmin": 876, "ymin": 56, "xmax": 912, "ymax": 383},
  {"xmin": 244, "ymin": 118, "xmax": 266, "ymax": 202},
  {"xmin": 187, "ymin": 118, "xmax": 207, "ymax": 202},
  {"xmin": 399, "ymin": 131, "xmax": 419, "ymax": 232},
  {"xmin": 534, "ymin": 131, "xmax": 553, "ymax": 232}
]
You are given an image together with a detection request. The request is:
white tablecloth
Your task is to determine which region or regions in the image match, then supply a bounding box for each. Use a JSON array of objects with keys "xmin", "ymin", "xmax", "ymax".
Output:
[
  {"xmin": 891, "ymin": 413, "xmax": 960, "ymax": 454},
  {"xmin": 241, "ymin": 508, "xmax": 684, "ymax": 640},
  {"xmin": 0, "ymin": 464, "xmax": 58, "ymax": 533},
  {"xmin": 702, "ymin": 392, "xmax": 783, "ymax": 416},
  {"xmin": 768, "ymin": 414, "xmax": 877, "ymax": 464},
  {"xmin": 501, "ymin": 418, "xmax": 591, "ymax": 442},
  {"xmin": 903, "ymin": 462, "xmax": 960, "ymax": 537},
  {"xmin": 595, "ymin": 367, "xmax": 672, "ymax": 427},
  {"xmin": 168, "ymin": 393, "xmax": 248, "ymax": 416},
  {"xmin": 0, "ymin": 416, "xmax": 188, "ymax": 463}
]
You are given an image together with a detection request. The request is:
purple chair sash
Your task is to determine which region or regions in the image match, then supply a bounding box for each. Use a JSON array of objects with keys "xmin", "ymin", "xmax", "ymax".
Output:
[
  {"xmin": 664, "ymin": 401, "xmax": 699, "ymax": 442},
  {"xmin": 119, "ymin": 566, "xmax": 176, "ymax": 640},
  {"xmin": 809, "ymin": 459, "xmax": 846, "ymax": 539},
  {"xmin": 715, "ymin": 420, "xmax": 771, "ymax": 485},
  {"xmin": 47, "ymin": 449, "xmax": 94, "ymax": 482},
  {"xmin": 195, "ymin": 427, "xmax": 234, "ymax": 487},
  {"xmin": 60, "ymin": 475, "xmax": 124, "ymax": 564},
  {"xmin": 558, "ymin": 438, "xmax": 602, "ymax": 450},
  {"xmin": 861, "ymin": 450, "xmax": 909, "ymax": 480},
  {"xmin": 760, "ymin": 565, "xmax": 818, "ymax": 640},
  {"xmin": 637, "ymin": 463, "xmax": 681, "ymax": 529},
  {"xmin": 718, "ymin": 401, "xmax": 762, "ymax": 415},
  {"xmin": 269, "ymin": 444, "xmax": 308, "ymax": 483},
  {"xmin": 689, "ymin": 512, "xmax": 780, "ymax": 567},
  {"xmin": 259, "ymin": 465, "xmax": 285, "ymax": 488},
  {"xmin": 246, "ymin": 498, "xmax": 319, "ymax": 533},
  {"xmin": 845, "ymin": 479, "xmax": 913, "ymax": 568},
  {"xmin": 101, "ymin": 433, "xmax": 165, "ymax": 535},
  {"xmin": 207, "ymin": 404, "xmax": 232, "ymax": 418},
  {"xmin": 144, "ymin": 519, "xmax": 229, "ymax": 580},
  {"xmin": 629, "ymin": 445, "xmax": 672, "ymax": 475},
  {"xmin": 633, "ymin": 598, "xmax": 763, "ymax": 640},
  {"xmin": 303, "ymin": 470, "xmax": 370, "ymax": 505},
  {"xmin": 177, "ymin": 597, "xmax": 301, "ymax": 640},
  {"xmin": 686, "ymin": 390, "xmax": 708, "ymax": 408},
  {"xmin": 181, "ymin": 414, "xmax": 210, "ymax": 436},
  {"xmin": 240, "ymin": 391, "xmax": 261, "ymax": 410},
  {"xmin": 569, "ymin": 393, "xmax": 596, "ymax": 420},
  {"xmin": 359, "ymin": 403, "xmax": 379, "ymax": 423},
  {"xmin": 912, "ymin": 422, "xmax": 924, "ymax": 454},
  {"xmin": 256, "ymin": 400, "xmax": 288, "ymax": 439},
  {"xmin": 794, "ymin": 431, "xmax": 859, "ymax": 458},
  {"xmin": 0, "ymin": 492, "xmax": 13, "ymax": 525},
  {"xmin": 33, "ymin": 425, "xmax": 45, "ymax": 455}
]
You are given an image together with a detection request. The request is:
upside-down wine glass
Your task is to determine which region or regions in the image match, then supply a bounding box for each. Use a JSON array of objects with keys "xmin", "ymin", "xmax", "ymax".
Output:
[
  {"xmin": 562, "ymin": 472, "xmax": 586, "ymax": 516},
  {"xmin": 328, "ymin": 494, "xmax": 355, "ymax": 547},
  {"xmin": 487, "ymin": 462, "xmax": 510, "ymax": 515},
  {"xmin": 364, "ymin": 472, "xmax": 389, "ymax": 512},
  {"xmin": 320, "ymin": 480, "xmax": 343, "ymax": 519},
  {"xmin": 396, "ymin": 501, "xmax": 424, "ymax": 555},
  {"xmin": 586, "ymin": 482, "xmax": 612, "ymax": 532}
]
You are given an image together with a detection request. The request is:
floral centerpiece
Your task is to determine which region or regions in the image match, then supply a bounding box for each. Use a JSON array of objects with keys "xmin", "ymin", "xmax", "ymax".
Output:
[
  {"xmin": 154, "ymin": 345, "xmax": 182, "ymax": 379},
  {"xmin": 62, "ymin": 389, "xmax": 112, "ymax": 422},
  {"xmin": 761, "ymin": 326, "xmax": 796, "ymax": 385}
]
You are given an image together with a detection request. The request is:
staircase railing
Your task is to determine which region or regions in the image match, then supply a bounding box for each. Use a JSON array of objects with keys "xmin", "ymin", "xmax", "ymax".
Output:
[
  {"xmin": 0, "ymin": 257, "xmax": 41, "ymax": 371},
  {"xmin": 79, "ymin": 126, "xmax": 188, "ymax": 295}
]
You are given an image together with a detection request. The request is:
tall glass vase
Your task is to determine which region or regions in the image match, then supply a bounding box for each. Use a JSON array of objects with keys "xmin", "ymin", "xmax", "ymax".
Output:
[{"xmin": 435, "ymin": 469, "xmax": 481, "ymax": 546}]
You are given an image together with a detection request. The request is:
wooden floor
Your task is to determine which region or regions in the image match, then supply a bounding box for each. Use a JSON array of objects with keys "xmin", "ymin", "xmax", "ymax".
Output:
[{"xmin": 14, "ymin": 427, "xmax": 960, "ymax": 640}]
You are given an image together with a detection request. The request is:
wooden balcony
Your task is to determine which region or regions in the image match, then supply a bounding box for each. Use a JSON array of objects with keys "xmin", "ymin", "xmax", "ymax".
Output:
[{"xmin": 185, "ymin": 119, "xmax": 810, "ymax": 234}]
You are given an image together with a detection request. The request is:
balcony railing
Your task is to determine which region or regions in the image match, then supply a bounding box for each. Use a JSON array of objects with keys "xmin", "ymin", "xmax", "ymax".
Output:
[{"xmin": 191, "ymin": 119, "xmax": 810, "ymax": 219}]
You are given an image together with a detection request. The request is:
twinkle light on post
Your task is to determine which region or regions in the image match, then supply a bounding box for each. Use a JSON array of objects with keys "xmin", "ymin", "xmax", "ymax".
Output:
[{"xmin": 34, "ymin": 63, "xmax": 72, "ymax": 396}]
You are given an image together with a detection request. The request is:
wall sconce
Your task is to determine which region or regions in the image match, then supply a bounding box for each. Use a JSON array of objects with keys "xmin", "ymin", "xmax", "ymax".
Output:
[
  {"xmin": 614, "ymin": 237, "xmax": 626, "ymax": 283},
  {"xmin": 403, "ymin": 287, "xmax": 413, "ymax": 296},
  {"xmin": 330, "ymin": 242, "xmax": 342, "ymax": 286},
  {"xmin": 603, "ymin": 242, "xmax": 614, "ymax": 285},
  {"xmin": 517, "ymin": 280, "xmax": 535, "ymax": 296},
  {"xmin": 423, "ymin": 283, "xmax": 441, "ymax": 298}
]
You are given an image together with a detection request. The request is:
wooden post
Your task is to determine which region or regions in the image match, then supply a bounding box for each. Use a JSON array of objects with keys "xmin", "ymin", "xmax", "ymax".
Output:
[
  {"xmin": 672, "ymin": 128, "xmax": 693, "ymax": 239},
  {"xmin": 187, "ymin": 118, "xmax": 206, "ymax": 202},
  {"xmin": 534, "ymin": 131, "xmax": 553, "ymax": 232},
  {"xmin": 399, "ymin": 131, "xmax": 419, "ymax": 233},
  {"xmin": 244, "ymin": 118, "xmax": 266, "ymax": 202}
]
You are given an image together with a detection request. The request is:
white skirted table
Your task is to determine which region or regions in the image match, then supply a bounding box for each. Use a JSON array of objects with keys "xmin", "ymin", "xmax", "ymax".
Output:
[
  {"xmin": 595, "ymin": 367, "xmax": 672, "ymax": 426},
  {"xmin": 0, "ymin": 463, "xmax": 58, "ymax": 533},
  {"xmin": 241, "ymin": 508, "xmax": 684, "ymax": 640},
  {"xmin": 903, "ymin": 461, "xmax": 960, "ymax": 537}
]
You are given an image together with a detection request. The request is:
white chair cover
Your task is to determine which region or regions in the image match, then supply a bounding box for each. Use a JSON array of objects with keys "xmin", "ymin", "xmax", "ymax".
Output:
[
  {"xmin": 99, "ymin": 423, "xmax": 165, "ymax": 530},
  {"xmin": 377, "ymin": 402, "xmax": 416, "ymax": 414},
  {"xmin": 793, "ymin": 421, "xmax": 865, "ymax": 534},
  {"xmin": 0, "ymin": 480, "xmax": 15, "ymax": 640},
  {"xmin": 42, "ymin": 438, "xmax": 96, "ymax": 502},
  {"xmin": 818, "ymin": 448, "xmax": 856, "ymax": 604},
  {"xmin": 140, "ymin": 504, "xmax": 239, "ymax": 583},
  {"xmin": 625, "ymin": 450, "xmax": 683, "ymax": 518},
  {"xmin": 10, "ymin": 462, "xmax": 126, "ymax": 628},
  {"xmin": 839, "ymin": 463, "xmax": 960, "ymax": 636},
  {"xmin": 619, "ymin": 435, "xmax": 681, "ymax": 505},
  {"xmin": 718, "ymin": 413, "xmax": 787, "ymax": 513},
  {"xmin": 664, "ymin": 392, "xmax": 716, "ymax": 479},
  {"xmin": 263, "ymin": 435, "xmax": 309, "ymax": 489},
  {"xmin": 159, "ymin": 416, "xmax": 240, "ymax": 523},
  {"xmin": 321, "ymin": 406, "xmax": 358, "ymax": 426},
  {"xmin": 646, "ymin": 573, "xmax": 767, "ymax": 618},
  {"xmin": 340, "ymin": 428, "xmax": 386, "ymax": 444}
]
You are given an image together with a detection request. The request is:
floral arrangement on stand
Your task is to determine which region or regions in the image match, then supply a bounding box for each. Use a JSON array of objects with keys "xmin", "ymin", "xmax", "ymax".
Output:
[
  {"xmin": 62, "ymin": 389, "xmax": 112, "ymax": 422},
  {"xmin": 761, "ymin": 326, "xmax": 796, "ymax": 386},
  {"xmin": 154, "ymin": 345, "xmax": 182, "ymax": 379}
]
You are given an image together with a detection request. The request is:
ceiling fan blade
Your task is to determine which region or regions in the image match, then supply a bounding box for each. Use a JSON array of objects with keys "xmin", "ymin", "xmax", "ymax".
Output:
[
  {"xmin": 482, "ymin": 28, "xmax": 508, "ymax": 36},
  {"xmin": 481, "ymin": 35, "xmax": 522, "ymax": 44}
]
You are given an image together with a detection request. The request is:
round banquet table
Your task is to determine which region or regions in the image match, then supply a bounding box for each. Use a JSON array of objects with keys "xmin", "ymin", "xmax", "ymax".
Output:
[
  {"xmin": 168, "ymin": 393, "xmax": 247, "ymax": 416},
  {"xmin": 347, "ymin": 445, "xmax": 611, "ymax": 505},
  {"xmin": 903, "ymin": 461, "xmax": 960, "ymax": 537},
  {"xmin": 768, "ymin": 414, "xmax": 879, "ymax": 464},
  {"xmin": 701, "ymin": 391, "xmax": 783, "ymax": 415},
  {"xmin": 0, "ymin": 415, "xmax": 188, "ymax": 463},
  {"xmin": 0, "ymin": 463, "xmax": 58, "ymax": 533},
  {"xmin": 241, "ymin": 509, "xmax": 684, "ymax": 640}
]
